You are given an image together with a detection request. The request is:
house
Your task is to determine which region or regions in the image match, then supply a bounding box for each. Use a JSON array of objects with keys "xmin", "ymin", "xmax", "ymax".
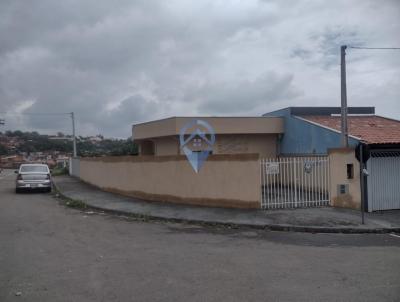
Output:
[
  {"xmin": 130, "ymin": 107, "xmax": 400, "ymax": 212},
  {"xmin": 0, "ymin": 155, "xmax": 25, "ymax": 168},
  {"xmin": 70, "ymin": 106, "xmax": 400, "ymax": 211},
  {"xmin": 264, "ymin": 106, "xmax": 400, "ymax": 212},
  {"xmin": 263, "ymin": 106, "xmax": 400, "ymax": 155},
  {"xmin": 133, "ymin": 107, "xmax": 400, "ymax": 158},
  {"xmin": 132, "ymin": 117, "xmax": 284, "ymax": 157},
  {"xmin": 56, "ymin": 156, "xmax": 70, "ymax": 168}
]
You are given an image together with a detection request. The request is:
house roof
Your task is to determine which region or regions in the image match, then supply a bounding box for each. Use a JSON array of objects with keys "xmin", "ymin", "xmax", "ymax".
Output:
[
  {"xmin": 300, "ymin": 115, "xmax": 400, "ymax": 144},
  {"xmin": 264, "ymin": 106, "xmax": 375, "ymax": 116},
  {"xmin": 132, "ymin": 117, "xmax": 284, "ymax": 140}
]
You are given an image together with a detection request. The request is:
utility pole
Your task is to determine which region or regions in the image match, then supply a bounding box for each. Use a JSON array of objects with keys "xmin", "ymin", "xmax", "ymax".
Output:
[
  {"xmin": 359, "ymin": 143, "xmax": 365, "ymax": 224},
  {"xmin": 70, "ymin": 112, "xmax": 77, "ymax": 157},
  {"xmin": 340, "ymin": 45, "xmax": 349, "ymax": 147}
]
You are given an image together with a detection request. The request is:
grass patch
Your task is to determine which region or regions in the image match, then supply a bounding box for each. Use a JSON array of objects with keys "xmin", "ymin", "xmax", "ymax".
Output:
[
  {"xmin": 51, "ymin": 167, "xmax": 69, "ymax": 176},
  {"xmin": 52, "ymin": 183, "xmax": 88, "ymax": 209},
  {"xmin": 65, "ymin": 199, "xmax": 87, "ymax": 209}
]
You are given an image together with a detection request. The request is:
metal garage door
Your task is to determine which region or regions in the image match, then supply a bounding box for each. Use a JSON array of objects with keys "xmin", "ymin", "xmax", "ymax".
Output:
[{"xmin": 367, "ymin": 150, "xmax": 400, "ymax": 211}]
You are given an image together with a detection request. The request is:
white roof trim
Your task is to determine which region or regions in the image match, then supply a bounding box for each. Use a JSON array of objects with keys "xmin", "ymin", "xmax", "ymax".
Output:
[
  {"xmin": 330, "ymin": 113, "xmax": 375, "ymax": 117},
  {"xmin": 374, "ymin": 115, "xmax": 400, "ymax": 123}
]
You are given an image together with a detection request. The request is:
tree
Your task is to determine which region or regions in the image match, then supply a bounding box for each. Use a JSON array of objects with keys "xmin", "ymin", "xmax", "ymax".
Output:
[
  {"xmin": 2, "ymin": 130, "xmax": 138, "ymax": 157},
  {"xmin": 0, "ymin": 144, "xmax": 8, "ymax": 155}
]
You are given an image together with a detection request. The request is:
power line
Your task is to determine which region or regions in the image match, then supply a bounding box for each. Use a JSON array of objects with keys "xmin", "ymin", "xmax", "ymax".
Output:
[
  {"xmin": 349, "ymin": 46, "xmax": 400, "ymax": 50},
  {"xmin": 0, "ymin": 112, "xmax": 70, "ymax": 116}
]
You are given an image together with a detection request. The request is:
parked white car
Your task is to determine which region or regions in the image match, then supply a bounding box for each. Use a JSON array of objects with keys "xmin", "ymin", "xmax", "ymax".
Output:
[{"xmin": 15, "ymin": 164, "xmax": 52, "ymax": 193}]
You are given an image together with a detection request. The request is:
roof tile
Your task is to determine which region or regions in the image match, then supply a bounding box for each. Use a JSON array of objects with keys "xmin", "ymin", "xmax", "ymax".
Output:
[{"xmin": 300, "ymin": 115, "xmax": 400, "ymax": 144}]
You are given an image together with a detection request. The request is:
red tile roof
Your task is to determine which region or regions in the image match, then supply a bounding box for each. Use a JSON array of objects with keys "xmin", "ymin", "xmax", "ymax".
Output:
[{"xmin": 299, "ymin": 115, "xmax": 400, "ymax": 144}]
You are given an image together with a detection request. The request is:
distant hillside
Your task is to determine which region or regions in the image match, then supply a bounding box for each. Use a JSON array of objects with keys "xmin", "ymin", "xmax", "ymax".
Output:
[{"xmin": 0, "ymin": 131, "xmax": 138, "ymax": 156}]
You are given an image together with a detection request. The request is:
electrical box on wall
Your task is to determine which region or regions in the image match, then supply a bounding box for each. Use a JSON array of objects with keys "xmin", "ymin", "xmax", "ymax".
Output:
[{"xmin": 337, "ymin": 184, "xmax": 349, "ymax": 195}]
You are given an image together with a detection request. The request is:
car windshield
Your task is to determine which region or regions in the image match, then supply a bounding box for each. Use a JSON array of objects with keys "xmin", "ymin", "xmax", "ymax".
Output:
[{"xmin": 20, "ymin": 166, "xmax": 48, "ymax": 173}]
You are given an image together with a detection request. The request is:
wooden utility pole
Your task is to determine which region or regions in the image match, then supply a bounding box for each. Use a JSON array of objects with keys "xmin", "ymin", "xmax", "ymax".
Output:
[{"xmin": 341, "ymin": 45, "xmax": 349, "ymax": 147}]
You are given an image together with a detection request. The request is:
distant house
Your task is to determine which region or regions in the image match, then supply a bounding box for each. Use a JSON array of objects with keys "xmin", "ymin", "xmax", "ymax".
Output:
[
  {"xmin": 49, "ymin": 136, "xmax": 71, "ymax": 141},
  {"xmin": 0, "ymin": 155, "xmax": 24, "ymax": 168},
  {"xmin": 0, "ymin": 155, "xmax": 24, "ymax": 162},
  {"xmin": 56, "ymin": 156, "xmax": 70, "ymax": 168}
]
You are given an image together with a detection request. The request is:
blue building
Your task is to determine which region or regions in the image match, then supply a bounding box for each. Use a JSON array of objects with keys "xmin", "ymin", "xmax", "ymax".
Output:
[
  {"xmin": 263, "ymin": 107, "xmax": 375, "ymax": 155},
  {"xmin": 264, "ymin": 107, "xmax": 400, "ymax": 212}
]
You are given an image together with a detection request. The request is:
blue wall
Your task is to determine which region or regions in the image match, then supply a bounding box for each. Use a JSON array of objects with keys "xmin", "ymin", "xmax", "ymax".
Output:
[{"xmin": 264, "ymin": 108, "xmax": 359, "ymax": 155}]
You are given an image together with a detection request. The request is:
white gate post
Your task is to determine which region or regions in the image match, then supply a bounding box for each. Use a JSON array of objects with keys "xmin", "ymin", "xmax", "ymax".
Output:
[{"xmin": 294, "ymin": 158, "xmax": 298, "ymax": 207}]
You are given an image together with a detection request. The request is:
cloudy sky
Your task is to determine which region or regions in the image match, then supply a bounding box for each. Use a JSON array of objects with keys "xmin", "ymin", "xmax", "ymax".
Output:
[{"xmin": 0, "ymin": 0, "xmax": 399, "ymax": 138}]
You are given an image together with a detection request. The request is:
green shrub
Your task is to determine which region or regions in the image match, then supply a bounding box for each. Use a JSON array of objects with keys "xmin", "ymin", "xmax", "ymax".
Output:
[
  {"xmin": 52, "ymin": 167, "xmax": 69, "ymax": 176},
  {"xmin": 65, "ymin": 199, "xmax": 87, "ymax": 209}
]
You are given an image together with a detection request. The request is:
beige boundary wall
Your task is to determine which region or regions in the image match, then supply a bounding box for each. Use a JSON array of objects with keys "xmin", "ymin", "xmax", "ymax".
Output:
[
  {"xmin": 328, "ymin": 148, "xmax": 361, "ymax": 209},
  {"xmin": 77, "ymin": 154, "xmax": 261, "ymax": 209}
]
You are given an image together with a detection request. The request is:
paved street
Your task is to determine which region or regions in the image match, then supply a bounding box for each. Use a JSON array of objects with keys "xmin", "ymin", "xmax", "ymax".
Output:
[{"xmin": 0, "ymin": 170, "xmax": 399, "ymax": 302}]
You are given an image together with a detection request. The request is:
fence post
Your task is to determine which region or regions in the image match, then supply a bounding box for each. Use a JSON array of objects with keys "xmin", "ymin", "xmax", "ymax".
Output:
[
  {"xmin": 294, "ymin": 158, "xmax": 298, "ymax": 207},
  {"xmin": 261, "ymin": 158, "xmax": 265, "ymax": 209}
]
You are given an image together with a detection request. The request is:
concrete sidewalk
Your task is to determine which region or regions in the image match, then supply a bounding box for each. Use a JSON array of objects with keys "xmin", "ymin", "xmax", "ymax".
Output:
[{"xmin": 53, "ymin": 176, "xmax": 400, "ymax": 233}]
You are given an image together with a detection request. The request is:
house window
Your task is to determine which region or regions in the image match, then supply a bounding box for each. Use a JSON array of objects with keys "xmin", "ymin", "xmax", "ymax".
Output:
[{"xmin": 347, "ymin": 164, "xmax": 354, "ymax": 179}]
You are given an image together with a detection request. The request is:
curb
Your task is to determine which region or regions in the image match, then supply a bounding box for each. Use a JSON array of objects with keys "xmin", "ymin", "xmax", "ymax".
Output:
[{"xmin": 52, "ymin": 182, "xmax": 400, "ymax": 234}]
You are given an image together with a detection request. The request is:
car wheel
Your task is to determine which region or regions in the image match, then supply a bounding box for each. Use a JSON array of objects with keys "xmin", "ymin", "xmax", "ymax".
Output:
[{"xmin": 15, "ymin": 188, "xmax": 21, "ymax": 194}]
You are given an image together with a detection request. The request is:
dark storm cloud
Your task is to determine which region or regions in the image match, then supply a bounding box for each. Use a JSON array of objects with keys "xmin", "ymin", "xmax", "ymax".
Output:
[{"xmin": 0, "ymin": 0, "xmax": 399, "ymax": 137}]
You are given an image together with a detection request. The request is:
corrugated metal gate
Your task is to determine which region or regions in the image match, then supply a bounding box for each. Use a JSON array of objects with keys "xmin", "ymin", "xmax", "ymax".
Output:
[
  {"xmin": 261, "ymin": 157, "xmax": 330, "ymax": 209},
  {"xmin": 367, "ymin": 150, "xmax": 400, "ymax": 212}
]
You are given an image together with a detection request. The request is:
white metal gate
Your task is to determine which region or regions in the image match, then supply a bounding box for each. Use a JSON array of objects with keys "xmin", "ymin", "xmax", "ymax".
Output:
[
  {"xmin": 367, "ymin": 150, "xmax": 400, "ymax": 212},
  {"xmin": 261, "ymin": 157, "xmax": 330, "ymax": 209}
]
